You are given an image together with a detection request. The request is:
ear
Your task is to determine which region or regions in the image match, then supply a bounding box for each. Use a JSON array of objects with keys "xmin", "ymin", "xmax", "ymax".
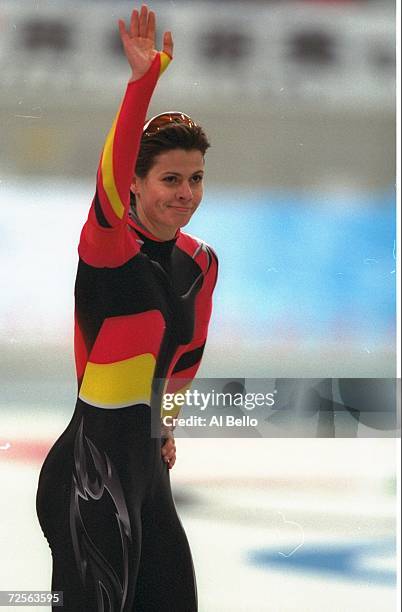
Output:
[{"xmin": 130, "ymin": 176, "xmax": 138, "ymax": 194}]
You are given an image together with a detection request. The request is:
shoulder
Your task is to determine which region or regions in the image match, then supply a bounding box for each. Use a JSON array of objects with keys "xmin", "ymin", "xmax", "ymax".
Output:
[
  {"xmin": 78, "ymin": 217, "xmax": 141, "ymax": 269},
  {"xmin": 176, "ymin": 230, "xmax": 218, "ymax": 275},
  {"xmin": 176, "ymin": 230, "xmax": 218, "ymax": 262}
]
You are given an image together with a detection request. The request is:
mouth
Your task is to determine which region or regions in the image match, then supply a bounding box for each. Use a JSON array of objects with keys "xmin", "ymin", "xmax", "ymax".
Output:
[{"xmin": 167, "ymin": 206, "xmax": 193, "ymax": 213}]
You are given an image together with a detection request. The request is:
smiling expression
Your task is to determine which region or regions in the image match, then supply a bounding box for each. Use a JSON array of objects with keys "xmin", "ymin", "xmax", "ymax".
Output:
[{"xmin": 130, "ymin": 149, "xmax": 205, "ymax": 241}]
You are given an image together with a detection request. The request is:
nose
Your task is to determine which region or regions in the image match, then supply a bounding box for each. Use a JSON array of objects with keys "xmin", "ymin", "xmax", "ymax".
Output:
[{"xmin": 176, "ymin": 181, "xmax": 193, "ymax": 202}]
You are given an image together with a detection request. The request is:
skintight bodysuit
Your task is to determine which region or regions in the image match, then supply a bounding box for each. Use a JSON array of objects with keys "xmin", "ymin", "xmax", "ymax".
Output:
[{"xmin": 36, "ymin": 52, "xmax": 218, "ymax": 612}]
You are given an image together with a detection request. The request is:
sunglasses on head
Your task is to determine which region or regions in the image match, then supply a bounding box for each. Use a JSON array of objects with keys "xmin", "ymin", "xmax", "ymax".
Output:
[{"xmin": 142, "ymin": 111, "xmax": 198, "ymax": 137}]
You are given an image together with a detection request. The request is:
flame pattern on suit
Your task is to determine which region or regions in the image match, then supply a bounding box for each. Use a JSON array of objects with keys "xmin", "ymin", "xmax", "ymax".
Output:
[{"xmin": 70, "ymin": 417, "xmax": 131, "ymax": 611}]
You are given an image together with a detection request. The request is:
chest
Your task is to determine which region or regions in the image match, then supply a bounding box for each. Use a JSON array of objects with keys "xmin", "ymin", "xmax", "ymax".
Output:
[{"xmin": 76, "ymin": 249, "xmax": 204, "ymax": 345}]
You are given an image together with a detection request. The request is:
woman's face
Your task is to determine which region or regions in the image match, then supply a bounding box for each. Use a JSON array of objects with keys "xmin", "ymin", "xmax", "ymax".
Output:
[{"xmin": 131, "ymin": 148, "xmax": 205, "ymax": 241}]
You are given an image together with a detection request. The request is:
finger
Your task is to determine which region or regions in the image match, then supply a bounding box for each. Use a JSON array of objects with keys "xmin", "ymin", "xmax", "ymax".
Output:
[
  {"xmin": 163, "ymin": 446, "xmax": 175, "ymax": 460},
  {"xmin": 166, "ymin": 446, "xmax": 176, "ymax": 459},
  {"xmin": 147, "ymin": 10, "xmax": 156, "ymax": 43},
  {"xmin": 162, "ymin": 440, "xmax": 175, "ymax": 455},
  {"xmin": 130, "ymin": 9, "xmax": 139, "ymax": 38},
  {"xmin": 164, "ymin": 437, "xmax": 175, "ymax": 449},
  {"xmin": 118, "ymin": 19, "xmax": 130, "ymax": 43},
  {"xmin": 162, "ymin": 31, "xmax": 174, "ymax": 58},
  {"xmin": 161, "ymin": 439, "xmax": 173, "ymax": 455},
  {"xmin": 139, "ymin": 4, "xmax": 148, "ymax": 38},
  {"xmin": 168, "ymin": 456, "xmax": 176, "ymax": 469}
]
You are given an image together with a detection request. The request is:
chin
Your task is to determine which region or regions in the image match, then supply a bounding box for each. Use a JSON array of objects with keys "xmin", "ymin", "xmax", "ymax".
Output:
[
  {"xmin": 178, "ymin": 217, "xmax": 193, "ymax": 229},
  {"xmin": 167, "ymin": 211, "xmax": 194, "ymax": 226}
]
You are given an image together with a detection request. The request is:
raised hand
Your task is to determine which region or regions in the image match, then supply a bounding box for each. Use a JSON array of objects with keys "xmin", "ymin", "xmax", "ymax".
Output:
[{"xmin": 118, "ymin": 4, "xmax": 174, "ymax": 81}]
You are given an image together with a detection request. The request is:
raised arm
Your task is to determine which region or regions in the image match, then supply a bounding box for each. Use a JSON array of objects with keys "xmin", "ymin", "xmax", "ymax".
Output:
[{"xmin": 79, "ymin": 5, "xmax": 173, "ymax": 263}]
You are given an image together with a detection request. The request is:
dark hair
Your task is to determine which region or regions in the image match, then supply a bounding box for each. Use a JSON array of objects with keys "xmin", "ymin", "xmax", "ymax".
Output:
[{"xmin": 134, "ymin": 122, "xmax": 211, "ymax": 178}]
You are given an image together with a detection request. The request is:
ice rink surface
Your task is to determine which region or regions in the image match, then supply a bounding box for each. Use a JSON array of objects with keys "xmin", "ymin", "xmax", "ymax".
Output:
[{"xmin": 0, "ymin": 409, "xmax": 397, "ymax": 612}]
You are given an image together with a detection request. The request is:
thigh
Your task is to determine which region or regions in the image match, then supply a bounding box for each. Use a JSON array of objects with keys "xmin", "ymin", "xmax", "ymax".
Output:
[
  {"xmin": 133, "ymin": 465, "xmax": 198, "ymax": 612},
  {"xmin": 37, "ymin": 415, "xmax": 145, "ymax": 611},
  {"xmin": 49, "ymin": 537, "xmax": 90, "ymax": 611},
  {"xmin": 49, "ymin": 511, "xmax": 143, "ymax": 612}
]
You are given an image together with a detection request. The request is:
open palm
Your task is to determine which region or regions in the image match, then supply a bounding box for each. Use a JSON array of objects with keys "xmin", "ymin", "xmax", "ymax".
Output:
[{"xmin": 118, "ymin": 4, "xmax": 174, "ymax": 80}]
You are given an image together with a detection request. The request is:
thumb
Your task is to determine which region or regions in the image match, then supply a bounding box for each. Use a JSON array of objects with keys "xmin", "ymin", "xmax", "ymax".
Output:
[
  {"xmin": 118, "ymin": 19, "xmax": 129, "ymax": 43},
  {"xmin": 163, "ymin": 31, "xmax": 174, "ymax": 58}
]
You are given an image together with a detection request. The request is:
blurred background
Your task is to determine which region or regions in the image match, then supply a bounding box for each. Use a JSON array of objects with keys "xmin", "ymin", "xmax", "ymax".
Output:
[{"xmin": 0, "ymin": 1, "xmax": 398, "ymax": 611}]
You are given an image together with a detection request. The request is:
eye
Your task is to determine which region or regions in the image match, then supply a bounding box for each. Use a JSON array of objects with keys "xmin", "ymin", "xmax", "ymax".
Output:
[
  {"xmin": 191, "ymin": 175, "xmax": 203, "ymax": 184},
  {"xmin": 163, "ymin": 176, "xmax": 177, "ymax": 183}
]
